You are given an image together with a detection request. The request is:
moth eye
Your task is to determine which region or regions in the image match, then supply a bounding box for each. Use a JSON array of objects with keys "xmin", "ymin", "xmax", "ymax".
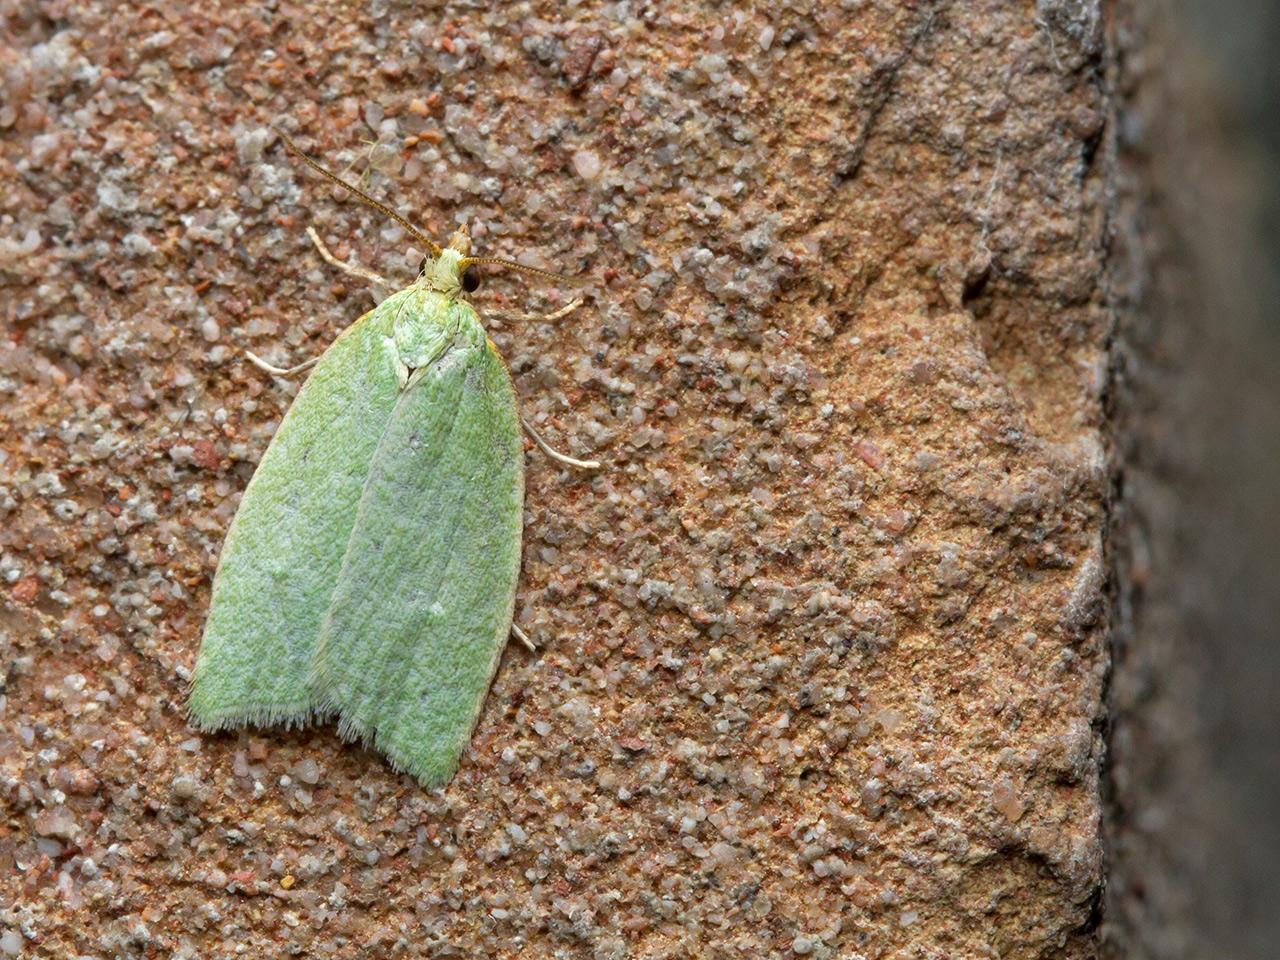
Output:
[
  {"xmin": 418, "ymin": 256, "xmax": 429, "ymax": 275},
  {"xmin": 461, "ymin": 267, "xmax": 480, "ymax": 293}
]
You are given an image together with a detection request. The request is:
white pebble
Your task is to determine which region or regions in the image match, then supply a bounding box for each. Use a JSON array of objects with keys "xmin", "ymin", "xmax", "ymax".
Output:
[
  {"xmin": 573, "ymin": 150, "xmax": 602, "ymax": 181},
  {"xmin": 123, "ymin": 232, "xmax": 155, "ymax": 258}
]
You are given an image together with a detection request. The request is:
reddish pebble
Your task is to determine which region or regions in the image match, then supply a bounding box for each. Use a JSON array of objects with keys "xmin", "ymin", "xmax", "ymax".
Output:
[
  {"xmin": 11, "ymin": 577, "xmax": 39, "ymax": 604},
  {"xmin": 191, "ymin": 439, "xmax": 220, "ymax": 471},
  {"xmin": 854, "ymin": 441, "xmax": 885, "ymax": 470}
]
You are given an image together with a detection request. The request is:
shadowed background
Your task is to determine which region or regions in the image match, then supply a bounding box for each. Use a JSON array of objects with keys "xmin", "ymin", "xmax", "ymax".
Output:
[{"xmin": 1105, "ymin": 1, "xmax": 1280, "ymax": 958}]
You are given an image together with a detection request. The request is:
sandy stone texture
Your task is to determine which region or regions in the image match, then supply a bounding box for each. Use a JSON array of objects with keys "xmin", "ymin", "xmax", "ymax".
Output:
[{"xmin": 1, "ymin": 1, "xmax": 1111, "ymax": 957}]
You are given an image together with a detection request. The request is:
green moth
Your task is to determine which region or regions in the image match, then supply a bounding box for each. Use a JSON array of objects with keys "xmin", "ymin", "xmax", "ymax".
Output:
[{"xmin": 189, "ymin": 130, "xmax": 596, "ymax": 788}]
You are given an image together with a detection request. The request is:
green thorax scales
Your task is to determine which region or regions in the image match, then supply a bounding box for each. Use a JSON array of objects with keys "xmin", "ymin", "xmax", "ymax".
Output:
[{"xmin": 387, "ymin": 280, "xmax": 484, "ymax": 373}]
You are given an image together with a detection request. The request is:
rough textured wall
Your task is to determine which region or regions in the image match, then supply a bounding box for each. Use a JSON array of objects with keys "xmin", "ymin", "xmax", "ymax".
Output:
[{"xmin": 1, "ymin": 1, "xmax": 1111, "ymax": 957}]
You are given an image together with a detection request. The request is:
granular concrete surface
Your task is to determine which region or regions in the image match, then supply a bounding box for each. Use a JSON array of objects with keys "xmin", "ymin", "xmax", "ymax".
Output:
[{"xmin": 1, "ymin": 2, "xmax": 1114, "ymax": 957}]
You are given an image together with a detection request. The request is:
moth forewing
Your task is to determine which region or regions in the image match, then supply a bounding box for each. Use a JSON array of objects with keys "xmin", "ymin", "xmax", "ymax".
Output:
[
  {"xmin": 188, "ymin": 296, "xmax": 407, "ymax": 731},
  {"xmin": 308, "ymin": 337, "xmax": 524, "ymax": 787}
]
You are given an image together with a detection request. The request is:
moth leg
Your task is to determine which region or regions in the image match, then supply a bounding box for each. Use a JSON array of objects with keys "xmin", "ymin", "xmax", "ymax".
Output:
[
  {"xmin": 521, "ymin": 417, "xmax": 601, "ymax": 470},
  {"xmin": 245, "ymin": 351, "xmax": 320, "ymax": 378},
  {"xmin": 510, "ymin": 623, "xmax": 537, "ymax": 653},
  {"xmin": 307, "ymin": 225, "xmax": 389, "ymax": 287},
  {"xmin": 488, "ymin": 297, "xmax": 585, "ymax": 325},
  {"xmin": 535, "ymin": 298, "xmax": 585, "ymax": 323}
]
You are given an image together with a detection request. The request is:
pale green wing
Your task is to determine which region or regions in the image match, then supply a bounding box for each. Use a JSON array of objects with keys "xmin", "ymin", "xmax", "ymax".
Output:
[
  {"xmin": 189, "ymin": 292, "xmax": 411, "ymax": 730},
  {"xmin": 309, "ymin": 341, "xmax": 524, "ymax": 787}
]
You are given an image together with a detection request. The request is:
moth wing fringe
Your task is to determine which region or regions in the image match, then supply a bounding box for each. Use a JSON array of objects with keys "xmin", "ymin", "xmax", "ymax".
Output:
[{"xmin": 186, "ymin": 701, "xmax": 331, "ymax": 734}]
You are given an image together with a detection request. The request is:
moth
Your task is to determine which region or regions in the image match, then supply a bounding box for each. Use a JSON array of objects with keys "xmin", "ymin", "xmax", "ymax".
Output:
[{"xmin": 188, "ymin": 130, "xmax": 597, "ymax": 787}]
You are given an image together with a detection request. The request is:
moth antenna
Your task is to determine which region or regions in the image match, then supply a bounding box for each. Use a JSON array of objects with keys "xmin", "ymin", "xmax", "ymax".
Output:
[
  {"xmin": 274, "ymin": 126, "xmax": 443, "ymax": 258},
  {"xmin": 458, "ymin": 256, "xmax": 572, "ymax": 285}
]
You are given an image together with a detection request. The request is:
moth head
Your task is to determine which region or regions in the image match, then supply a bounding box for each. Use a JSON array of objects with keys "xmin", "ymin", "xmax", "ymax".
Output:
[{"xmin": 417, "ymin": 227, "xmax": 477, "ymax": 291}]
